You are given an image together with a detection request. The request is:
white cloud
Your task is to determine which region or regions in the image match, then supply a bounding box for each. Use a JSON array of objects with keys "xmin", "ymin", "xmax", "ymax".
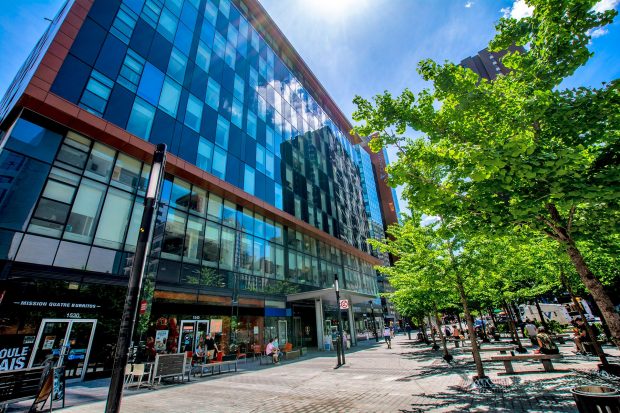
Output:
[
  {"xmin": 501, "ymin": 0, "xmax": 534, "ymax": 19},
  {"xmin": 593, "ymin": 0, "xmax": 620, "ymax": 13},
  {"xmin": 465, "ymin": 1, "xmax": 474, "ymax": 8},
  {"xmin": 589, "ymin": 27, "xmax": 609, "ymax": 38}
]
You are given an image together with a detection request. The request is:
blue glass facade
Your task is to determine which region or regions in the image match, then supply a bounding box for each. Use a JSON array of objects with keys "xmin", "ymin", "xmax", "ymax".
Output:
[{"xmin": 49, "ymin": 0, "xmax": 371, "ymax": 252}]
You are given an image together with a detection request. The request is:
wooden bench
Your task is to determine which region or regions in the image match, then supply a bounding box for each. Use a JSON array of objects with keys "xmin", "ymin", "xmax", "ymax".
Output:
[
  {"xmin": 462, "ymin": 346, "xmax": 514, "ymax": 354},
  {"xmin": 259, "ymin": 355, "xmax": 275, "ymax": 365},
  {"xmin": 0, "ymin": 367, "xmax": 46, "ymax": 412},
  {"xmin": 490, "ymin": 354, "xmax": 563, "ymax": 374},
  {"xmin": 283, "ymin": 350, "xmax": 300, "ymax": 360},
  {"xmin": 194, "ymin": 355, "xmax": 238, "ymax": 377}
]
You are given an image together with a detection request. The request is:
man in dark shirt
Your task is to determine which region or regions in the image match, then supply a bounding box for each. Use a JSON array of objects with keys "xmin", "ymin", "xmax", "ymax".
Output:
[{"xmin": 205, "ymin": 333, "xmax": 218, "ymax": 360}]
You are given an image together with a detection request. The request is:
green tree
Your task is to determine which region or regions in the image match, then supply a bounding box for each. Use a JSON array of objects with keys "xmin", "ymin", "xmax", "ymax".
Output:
[{"xmin": 353, "ymin": 0, "xmax": 620, "ymax": 346}]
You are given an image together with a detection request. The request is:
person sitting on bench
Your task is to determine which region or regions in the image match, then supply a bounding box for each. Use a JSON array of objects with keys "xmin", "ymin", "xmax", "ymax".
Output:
[
  {"xmin": 536, "ymin": 327, "xmax": 559, "ymax": 355},
  {"xmin": 266, "ymin": 338, "xmax": 279, "ymax": 363}
]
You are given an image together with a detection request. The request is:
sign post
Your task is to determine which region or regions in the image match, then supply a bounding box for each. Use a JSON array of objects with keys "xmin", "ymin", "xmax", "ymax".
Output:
[{"xmin": 333, "ymin": 274, "xmax": 345, "ymax": 368}]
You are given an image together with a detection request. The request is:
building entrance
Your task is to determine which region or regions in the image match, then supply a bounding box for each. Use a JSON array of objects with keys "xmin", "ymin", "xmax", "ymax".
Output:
[
  {"xmin": 28, "ymin": 319, "xmax": 97, "ymax": 381},
  {"xmin": 177, "ymin": 320, "xmax": 210, "ymax": 354}
]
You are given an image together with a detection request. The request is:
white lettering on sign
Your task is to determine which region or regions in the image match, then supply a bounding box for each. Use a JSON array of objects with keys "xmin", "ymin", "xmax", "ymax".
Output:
[
  {"xmin": 0, "ymin": 346, "xmax": 29, "ymax": 371},
  {"xmin": 14, "ymin": 301, "xmax": 98, "ymax": 309},
  {"xmin": 339, "ymin": 300, "xmax": 349, "ymax": 310}
]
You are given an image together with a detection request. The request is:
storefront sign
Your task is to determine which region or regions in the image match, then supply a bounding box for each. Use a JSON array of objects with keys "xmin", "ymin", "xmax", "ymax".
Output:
[
  {"xmin": 0, "ymin": 346, "xmax": 30, "ymax": 371},
  {"xmin": 155, "ymin": 330, "xmax": 168, "ymax": 352},
  {"xmin": 13, "ymin": 300, "xmax": 100, "ymax": 309},
  {"xmin": 210, "ymin": 319, "xmax": 223, "ymax": 333},
  {"xmin": 339, "ymin": 300, "xmax": 349, "ymax": 310},
  {"xmin": 253, "ymin": 326, "xmax": 259, "ymax": 334},
  {"xmin": 139, "ymin": 300, "xmax": 147, "ymax": 315}
]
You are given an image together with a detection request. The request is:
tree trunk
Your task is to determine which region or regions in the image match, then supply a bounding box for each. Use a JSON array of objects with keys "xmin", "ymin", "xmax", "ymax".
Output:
[
  {"xmin": 534, "ymin": 298, "xmax": 548, "ymax": 329},
  {"xmin": 565, "ymin": 243, "xmax": 620, "ymax": 349},
  {"xmin": 592, "ymin": 300, "xmax": 613, "ymax": 343},
  {"xmin": 504, "ymin": 301, "xmax": 525, "ymax": 351},
  {"xmin": 456, "ymin": 276, "xmax": 486, "ymax": 379},
  {"xmin": 433, "ymin": 304, "xmax": 450, "ymax": 360},
  {"xmin": 488, "ymin": 309, "xmax": 500, "ymax": 341},
  {"xmin": 512, "ymin": 302, "xmax": 523, "ymax": 324},
  {"xmin": 455, "ymin": 313, "xmax": 465, "ymax": 338},
  {"xmin": 427, "ymin": 315, "xmax": 438, "ymax": 349},
  {"xmin": 562, "ymin": 273, "xmax": 608, "ymax": 365},
  {"xmin": 478, "ymin": 306, "xmax": 490, "ymax": 342},
  {"xmin": 419, "ymin": 318, "xmax": 429, "ymax": 343}
]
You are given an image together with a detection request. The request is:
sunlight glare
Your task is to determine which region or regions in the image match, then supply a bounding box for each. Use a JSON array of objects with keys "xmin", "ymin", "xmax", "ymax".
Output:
[{"xmin": 305, "ymin": 0, "xmax": 367, "ymax": 19}]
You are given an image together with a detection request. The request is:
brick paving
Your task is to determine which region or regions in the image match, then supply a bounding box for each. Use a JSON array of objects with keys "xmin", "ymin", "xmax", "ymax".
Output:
[{"xmin": 7, "ymin": 335, "xmax": 620, "ymax": 412}]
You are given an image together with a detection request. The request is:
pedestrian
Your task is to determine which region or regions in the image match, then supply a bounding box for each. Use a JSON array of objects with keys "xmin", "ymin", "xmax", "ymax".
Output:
[
  {"xmin": 205, "ymin": 333, "xmax": 217, "ymax": 360},
  {"xmin": 572, "ymin": 318, "xmax": 588, "ymax": 354},
  {"xmin": 444, "ymin": 325, "xmax": 452, "ymax": 338},
  {"xmin": 406, "ymin": 323, "xmax": 412, "ymax": 340},
  {"xmin": 383, "ymin": 326, "xmax": 392, "ymax": 349},
  {"xmin": 266, "ymin": 338, "xmax": 279, "ymax": 363},
  {"xmin": 536, "ymin": 327, "xmax": 559, "ymax": 355},
  {"xmin": 524, "ymin": 319, "xmax": 538, "ymax": 346},
  {"xmin": 452, "ymin": 325, "xmax": 461, "ymax": 339}
]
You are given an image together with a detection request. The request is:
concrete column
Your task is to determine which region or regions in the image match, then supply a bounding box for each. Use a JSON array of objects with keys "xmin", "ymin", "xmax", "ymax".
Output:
[
  {"xmin": 315, "ymin": 298, "xmax": 324, "ymax": 350},
  {"xmin": 347, "ymin": 300, "xmax": 356, "ymax": 347}
]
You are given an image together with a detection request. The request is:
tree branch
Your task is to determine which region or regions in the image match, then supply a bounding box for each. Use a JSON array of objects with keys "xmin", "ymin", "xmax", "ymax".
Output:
[{"xmin": 566, "ymin": 205, "xmax": 576, "ymax": 235}]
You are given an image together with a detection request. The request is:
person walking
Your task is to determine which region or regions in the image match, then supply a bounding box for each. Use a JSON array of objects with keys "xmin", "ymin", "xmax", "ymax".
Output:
[{"xmin": 383, "ymin": 326, "xmax": 392, "ymax": 349}]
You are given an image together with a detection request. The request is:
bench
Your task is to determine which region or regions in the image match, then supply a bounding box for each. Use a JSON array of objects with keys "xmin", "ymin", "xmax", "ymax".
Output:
[
  {"xmin": 194, "ymin": 355, "xmax": 238, "ymax": 377},
  {"xmin": 490, "ymin": 354, "xmax": 563, "ymax": 374},
  {"xmin": 462, "ymin": 346, "xmax": 514, "ymax": 354},
  {"xmin": 260, "ymin": 354, "xmax": 275, "ymax": 365},
  {"xmin": 283, "ymin": 350, "xmax": 300, "ymax": 360},
  {"xmin": 0, "ymin": 367, "xmax": 45, "ymax": 412}
]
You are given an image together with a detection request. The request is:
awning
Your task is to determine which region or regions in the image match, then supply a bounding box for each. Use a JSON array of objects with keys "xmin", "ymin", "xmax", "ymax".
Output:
[{"xmin": 286, "ymin": 288, "xmax": 376, "ymax": 306}]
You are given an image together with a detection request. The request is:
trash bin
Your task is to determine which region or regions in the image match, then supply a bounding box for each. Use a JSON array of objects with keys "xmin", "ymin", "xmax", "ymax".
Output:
[{"xmin": 570, "ymin": 386, "xmax": 620, "ymax": 413}]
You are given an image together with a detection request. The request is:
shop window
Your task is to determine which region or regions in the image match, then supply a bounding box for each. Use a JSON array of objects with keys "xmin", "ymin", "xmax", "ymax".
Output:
[
  {"xmin": 196, "ymin": 41, "xmax": 211, "ymax": 72},
  {"xmin": 159, "ymin": 76, "xmax": 181, "ymax": 117},
  {"xmin": 205, "ymin": 77, "xmax": 220, "ymax": 110},
  {"xmin": 94, "ymin": 188, "xmax": 133, "ymax": 249},
  {"xmin": 219, "ymin": 226, "xmax": 236, "ymax": 270},
  {"xmin": 118, "ymin": 49, "xmax": 145, "ymax": 93},
  {"xmin": 215, "ymin": 115, "xmax": 230, "ymax": 149},
  {"xmin": 202, "ymin": 220, "xmax": 220, "ymax": 266},
  {"xmin": 110, "ymin": 4, "xmax": 138, "ymax": 43},
  {"xmin": 85, "ymin": 143, "xmax": 116, "ymax": 182},
  {"xmin": 184, "ymin": 215, "xmax": 204, "ymax": 264},
  {"xmin": 161, "ymin": 209, "xmax": 187, "ymax": 260},
  {"xmin": 167, "ymin": 48, "xmax": 187, "ymax": 84},
  {"xmin": 111, "ymin": 153, "xmax": 142, "ymax": 191},
  {"xmin": 243, "ymin": 165, "xmax": 254, "ymax": 196},
  {"xmin": 15, "ymin": 234, "xmax": 59, "ymax": 265},
  {"xmin": 184, "ymin": 94, "xmax": 203, "ymax": 132},
  {"xmin": 211, "ymin": 146, "xmax": 227, "ymax": 179},
  {"xmin": 157, "ymin": 7, "xmax": 179, "ymax": 41},
  {"xmin": 127, "ymin": 97, "xmax": 156, "ymax": 140}
]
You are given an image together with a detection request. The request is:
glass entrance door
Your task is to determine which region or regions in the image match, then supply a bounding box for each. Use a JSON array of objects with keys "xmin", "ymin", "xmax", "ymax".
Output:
[
  {"xmin": 178, "ymin": 320, "xmax": 210, "ymax": 353},
  {"xmin": 28, "ymin": 319, "xmax": 97, "ymax": 381}
]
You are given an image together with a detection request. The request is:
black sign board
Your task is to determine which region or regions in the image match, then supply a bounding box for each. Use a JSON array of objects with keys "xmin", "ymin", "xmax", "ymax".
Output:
[{"xmin": 153, "ymin": 353, "xmax": 186, "ymax": 381}]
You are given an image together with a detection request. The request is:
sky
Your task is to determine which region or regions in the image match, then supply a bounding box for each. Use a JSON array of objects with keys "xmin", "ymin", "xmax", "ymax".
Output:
[{"xmin": 0, "ymin": 0, "xmax": 619, "ymax": 215}]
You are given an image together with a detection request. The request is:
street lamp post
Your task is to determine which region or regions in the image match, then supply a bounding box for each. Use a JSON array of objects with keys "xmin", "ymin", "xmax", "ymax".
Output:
[
  {"xmin": 106, "ymin": 144, "xmax": 167, "ymax": 413},
  {"xmin": 334, "ymin": 274, "xmax": 345, "ymax": 367},
  {"xmin": 369, "ymin": 300, "xmax": 379, "ymax": 342}
]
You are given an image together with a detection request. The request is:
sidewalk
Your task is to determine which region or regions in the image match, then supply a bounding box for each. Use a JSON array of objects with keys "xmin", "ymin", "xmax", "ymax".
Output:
[{"xmin": 8, "ymin": 335, "xmax": 620, "ymax": 412}]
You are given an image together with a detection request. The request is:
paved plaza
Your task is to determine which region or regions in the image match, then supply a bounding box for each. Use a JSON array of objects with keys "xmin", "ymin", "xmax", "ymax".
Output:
[{"xmin": 9, "ymin": 335, "xmax": 620, "ymax": 412}]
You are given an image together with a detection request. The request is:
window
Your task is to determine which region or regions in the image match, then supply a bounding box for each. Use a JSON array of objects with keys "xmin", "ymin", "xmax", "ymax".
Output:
[
  {"xmin": 141, "ymin": 0, "xmax": 163, "ymax": 28},
  {"xmin": 137, "ymin": 63, "xmax": 165, "ymax": 106},
  {"xmin": 233, "ymin": 74, "xmax": 244, "ymax": 102},
  {"xmin": 227, "ymin": 23, "xmax": 238, "ymax": 47},
  {"xmin": 205, "ymin": 77, "xmax": 220, "ymax": 110},
  {"xmin": 196, "ymin": 41, "xmax": 211, "ymax": 72},
  {"xmin": 202, "ymin": 221, "xmax": 220, "ymax": 266},
  {"xmin": 167, "ymin": 48, "xmax": 188, "ymax": 84},
  {"xmin": 219, "ymin": 0, "xmax": 230, "ymax": 17},
  {"xmin": 185, "ymin": 94, "xmax": 203, "ymax": 132},
  {"xmin": 231, "ymin": 99, "xmax": 243, "ymax": 129},
  {"xmin": 124, "ymin": 198, "xmax": 143, "ymax": 251},
  {"xmin": 265, "ymin": 151, "xmax": 274, "ymax": 179},
  {"xmin": 207, "ymin": 193, "xmax": 223, "ymax": 222},
  {"xmin": 256, "ymin": 144, "xmax": 265, "ymax": 174},
  {"xmin": 127, "ymin": 98, "xmax": 156, "ymax": 140},
  {"xmin": 246, "ymin": 110, "xmax": 257, "ymax": 139},
  {"xmin": 161, "ymin": 209, "xmax": 187, "ymax": 261},
  {"xmin": 274, "ymin": 183, "xmax": 282, "ymax": 209},
  {"xmin": 197, "ymin": 137, "xmax": 213, "ymax": 172},
  {"xmin": 258, "ymin": 95, "xmax": 266, "ymax": 121},
  {"xmin": 224, "ymin": 42, "xmax": 236, "ymax": 69},
  {"xmin": 275, "ymin": 245, "xmax": 284, "ymax": 279},
  {"xmin": 212, "ymin": 146, "xmax": 227, "ymax": 179},
  {"xmin": 253, "ymin": 237, "xmax": 265, "ymax": 275},
  {"xmin": 213, "ymin": 32, "xmax": 226, "ymax": 59},
  {"xmin": 200, "ymin": 19, "xmax": 215, "ymax": 45},
  {"xmin": 159, "ymin": 77, "xmax": 181, "ymax": 117},
  {"xmin": 190, "ymin": 186, "xmax": 207, "ymax": 216},
  {"xmin": 111, "ymin": 4, "xmax": 138, "ymax": 43},
  {"xmin": 184, "ymin": 215, "xmax": 204, "ymax": 264},
  {"xmin": 118, "ymin": 49, "xmax": 144, "ymax": 92},
  {"xmin": 239, "ymin": 233, "xmax": 253, "ymax": 273},
  {"xmin": 219, "ymin": 226, "xmax": 235, "ymax": 270},
  {"xmin": 157, "ymin": 7, "xmax": 179, "ymax": 41},
  {"xmin": 174, "ymin": 23, "xmax": 193, "ymax": 55},
  {"xmin": 94, "ymin": 188, "xmax": 133, "ymax": 249},
  {"xmin": 222, "ymin": 200, "xmax": 236, "ymax": 227},
  {"xmin": 80, "ymin": 71, "xmax": 113, "ymax": 116},
  {"xmin": 215, "ymin": 116, "xmax": 230, "ymax": 149},
  {"xmin": 166, "ymin": 0, "xmax": 183, "ymax": 15},
  {"xmin": 248, "ymin": 67, "xmax": 258, "ymax": 90},
  {"xmin": 170, "ymin": 178, "xmax": 192, "ymax": 210},
  {"xmin": 111, "ymin": 153, "xmax": 142, "ymax": 191},
  {"xmin": 204, "ymin": 0, "xmax": 217, "ymax": 26},
  {"xmin": 244, "ymin": 165, "xmax": 254, "ymax": 195},
  {"xmin": 64, "ymin": 179, "xmax": 106, "ymax": 243},
  {"xmin": 85, "ymin": 143, "xmax": 116, "ymax": 182}
]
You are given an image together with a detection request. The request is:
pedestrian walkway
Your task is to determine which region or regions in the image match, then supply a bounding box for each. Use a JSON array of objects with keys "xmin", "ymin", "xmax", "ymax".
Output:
[{"xmin": 8, "ymin": 334, "xmax": 620, "ymax": 412}]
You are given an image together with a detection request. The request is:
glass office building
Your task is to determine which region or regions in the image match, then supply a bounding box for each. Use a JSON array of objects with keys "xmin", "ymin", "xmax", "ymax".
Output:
[{"xmin": 0, "ymin": 0, "xmax": 397, "ymax": 379}]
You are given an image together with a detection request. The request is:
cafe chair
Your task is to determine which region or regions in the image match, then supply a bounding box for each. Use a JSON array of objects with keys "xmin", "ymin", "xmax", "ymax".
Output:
[
  {"xmin": 124, "ymin": 363, "xmax": 150, "ymax": 389},
  {"xmin": 252, "ymin": 344, "xmax": 263, "ymax": 361}
]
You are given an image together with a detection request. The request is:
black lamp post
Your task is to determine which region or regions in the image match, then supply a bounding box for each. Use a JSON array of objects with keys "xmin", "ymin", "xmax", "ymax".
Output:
[
  {"xmin": 334, "ymin": 273, "xmax": 345, "ymax": 367},
  {"xmin": 369, "ymin": 300, "xmax": 379, "ymax": 342},
  {"xmin": 106, "ymin": 144, "xmax": 166, "ymax": 413}
]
